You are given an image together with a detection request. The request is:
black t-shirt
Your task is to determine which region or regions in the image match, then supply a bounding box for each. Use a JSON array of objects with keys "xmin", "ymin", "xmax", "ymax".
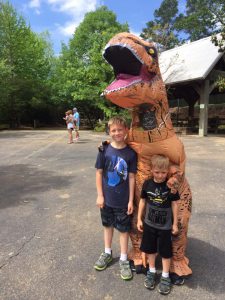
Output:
[
  {"xmin": 141, "ymin": 179, "xmax": 179, "ymax": 230},
  {"xmin": 95, "ymin": 144, "xmax": 137, "ymax": 208}
]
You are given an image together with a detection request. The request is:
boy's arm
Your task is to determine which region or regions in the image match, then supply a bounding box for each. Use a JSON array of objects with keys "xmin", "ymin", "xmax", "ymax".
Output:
[
  {"xmin": 171, "ymin": 200, "xmax": 179, "ymax": 235},
  {"xmin": 127, "ymin": 172, "xmax": 135, "ymax": 215},
  {"xmin": 137, "ymin": 198, "xmax": 146, "ymax": 232},
  {"xmin": 96, "ymin": 169, "xmax": 104, "ymax": 208}
]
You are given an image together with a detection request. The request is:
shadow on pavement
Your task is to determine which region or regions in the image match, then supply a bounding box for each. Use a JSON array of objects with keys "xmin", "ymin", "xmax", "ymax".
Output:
[
  {"xmin": 186, "ymin": 237, "xmax": 225, "ymax": 295},
  {"xmin": 0, "ymin": 164, "xmax": 73, "ymax": 209}
]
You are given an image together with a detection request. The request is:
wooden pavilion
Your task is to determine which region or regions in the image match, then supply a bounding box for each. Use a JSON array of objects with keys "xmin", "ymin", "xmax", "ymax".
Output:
[{"xmin": 159, "ymin": 36, "xmax": 225, "ymax": 136}]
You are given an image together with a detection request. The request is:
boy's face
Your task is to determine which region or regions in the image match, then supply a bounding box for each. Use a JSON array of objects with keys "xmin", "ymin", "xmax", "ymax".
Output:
[
  {"xmin": 109, "ymin": 123, "xmax": 127, "ymax": 143},
  {"xmin": 152, "ymin": 167, "xmax": 168, "ymax": 183}
]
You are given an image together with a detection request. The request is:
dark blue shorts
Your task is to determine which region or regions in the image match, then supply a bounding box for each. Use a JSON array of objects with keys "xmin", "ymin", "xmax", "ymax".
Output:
[
  {"xmin": 140, "ymin": 223, "xmax": 172, "ymax": 259},
  {"xmin": 100, "ymin": 205, "xmax": 131, "ymax": 233}
]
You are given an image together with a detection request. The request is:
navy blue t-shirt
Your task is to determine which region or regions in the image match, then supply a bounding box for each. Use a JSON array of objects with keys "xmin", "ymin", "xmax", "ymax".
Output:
[{"xmin": 95, "ymin": 144, "xmax": 137, "ymax": 208}]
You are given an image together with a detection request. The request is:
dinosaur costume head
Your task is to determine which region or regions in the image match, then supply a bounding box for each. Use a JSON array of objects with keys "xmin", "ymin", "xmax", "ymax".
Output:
[{"xmin": 102, "ymin": 32, "xmax": 170, "ymax": 132}]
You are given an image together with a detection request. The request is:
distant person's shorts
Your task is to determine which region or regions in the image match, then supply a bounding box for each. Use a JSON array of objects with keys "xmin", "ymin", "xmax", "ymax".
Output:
[
  {"xmin": 74, "ymin": 125, "xmax": 79, "ymax": 131},
  {"xmin": 140, "ymin": 223, "xmax": 172, "ymax": 258},
  {"xmin": 67, "ymin": 124, "xmax": 74, "ymax": 130},
  {"xmin": 100, "ymin": 205, "xmax": 131, "ymax": 233}
]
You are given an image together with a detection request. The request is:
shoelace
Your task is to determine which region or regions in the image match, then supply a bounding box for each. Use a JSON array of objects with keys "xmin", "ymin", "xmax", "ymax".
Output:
[
  {"xmin": 99, "ymin": 253, "xmax": 109, "ymax": 262},
  {"xmin": 120, "ymin": 261, "xmax": 130, "ymax": 269}
]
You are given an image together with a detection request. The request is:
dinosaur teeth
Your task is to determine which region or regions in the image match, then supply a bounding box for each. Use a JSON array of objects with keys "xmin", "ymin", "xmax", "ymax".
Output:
[
  {"xmin": 125, "ymin": 44, "xmax": 144, "ymax": 64},
  {"xmin": 104, "ymin": 79, "xmax": 142, "ymax": 94},
  {"xmin": 104, "ymin": 43, "xmax": 144, "ymax": 65}
]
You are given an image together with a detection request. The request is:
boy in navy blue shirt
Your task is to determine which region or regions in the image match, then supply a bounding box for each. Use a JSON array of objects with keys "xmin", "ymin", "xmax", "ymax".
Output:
[{"xmin": 94, "ymin": 116, "xmax": 137, "ymax": 280}]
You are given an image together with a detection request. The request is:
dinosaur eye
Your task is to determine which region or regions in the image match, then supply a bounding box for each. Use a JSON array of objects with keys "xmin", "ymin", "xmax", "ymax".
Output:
[
  {"xmin": 149, "ymin": 48, "xmax": 155, "ymax": 55},
  {"xmin": 145, "ymin": 46, "xmax": 157, "ymax": 58}
]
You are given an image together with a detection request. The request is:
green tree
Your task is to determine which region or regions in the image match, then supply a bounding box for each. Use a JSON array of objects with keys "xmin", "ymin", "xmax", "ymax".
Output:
[
  {"xmin": 53, "ymin": 6, "xmax": 129, "ymax": 125},
  {"xmin": 0, "ymin": 1, "xmax": 54, "ymax": 127},
  {"xmin": 141, "ymin": 0, "xmax": 181, "ymax": 50},
  {"xmin": 0, "ymin": 59, "xmax": 12, "ymax": 124},
  {"xmin": 175, "ymin": 0, "xmax": 218, "ymax": 40},
  {"xmin": 175, "ymin": 0, "xmax": 225, "ymax": 50}
]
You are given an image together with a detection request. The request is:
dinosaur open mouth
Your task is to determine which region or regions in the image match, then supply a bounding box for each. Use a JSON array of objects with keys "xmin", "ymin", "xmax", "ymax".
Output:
[
  {"xmin": 104, "ymin": 45, "xmax": 142, "ymax": 76},
  {"xmin": 103, "ymin": 44, "xmax": 152, "ymax": 93}
]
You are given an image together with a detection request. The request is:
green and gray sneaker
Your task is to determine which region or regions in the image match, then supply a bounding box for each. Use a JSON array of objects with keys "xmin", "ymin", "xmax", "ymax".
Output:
[
  {"xmin": 158, "ymin": 276, "xmax": 172, "ymax": 295},
  {"xmin": 94, "ymin": 252, "xmax": 113, "ymax": 271},
  {"xmin": 144, "ymin": 271, "xmax": 156, "ymax": 290},
  {"xmin": 119, "ymin": 260, "xmax": 133, "ymax": 280}
]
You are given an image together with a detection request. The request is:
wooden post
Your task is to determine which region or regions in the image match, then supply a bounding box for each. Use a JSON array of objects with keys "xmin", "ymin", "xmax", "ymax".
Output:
[{"xmin": 198, "ymin": 80, "xmax": 209, "ymax": 136}]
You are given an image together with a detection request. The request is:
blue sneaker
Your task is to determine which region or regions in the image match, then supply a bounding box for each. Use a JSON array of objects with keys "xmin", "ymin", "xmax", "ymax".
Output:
[
  {"xmin": 158, "ymin": 276, "xmax": 172, "ymax": 295},
  {"xmin": 144, "ymin": 271, "xmax": 156, "ymax": 290}
]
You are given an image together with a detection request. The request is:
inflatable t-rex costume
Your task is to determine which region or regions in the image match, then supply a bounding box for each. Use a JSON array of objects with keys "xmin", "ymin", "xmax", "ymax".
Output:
[{"xmin": 102, "ymin": 32, "xmax": 192, "ymax": 278}]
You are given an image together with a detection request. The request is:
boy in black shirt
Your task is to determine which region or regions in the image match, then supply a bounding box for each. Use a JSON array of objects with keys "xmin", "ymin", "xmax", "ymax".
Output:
[{"xmin": 137, "ymin": 154, "xmax": 179, "ymax": 295}]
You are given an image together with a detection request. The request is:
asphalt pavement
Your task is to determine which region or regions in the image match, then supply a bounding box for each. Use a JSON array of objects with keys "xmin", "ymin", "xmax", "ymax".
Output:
[{"xmin": 0, "ymin": 130, "xmax": 224, "ymax": 300}]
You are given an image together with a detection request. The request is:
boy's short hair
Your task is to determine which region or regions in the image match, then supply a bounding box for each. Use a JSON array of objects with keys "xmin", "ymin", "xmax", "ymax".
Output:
[
  {"xmin": 108, "ymin": 116, "xmax": 127, "ymax": 129},
  {"xmin": 151, "ymin": 154, "xmax": 170, "ymax": 170}
]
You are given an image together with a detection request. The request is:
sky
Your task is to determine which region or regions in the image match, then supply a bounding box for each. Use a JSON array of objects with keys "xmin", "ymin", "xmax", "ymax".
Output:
[{"xmin": 9, "ymin": 0, "xmax": 186, "ymax": 54}]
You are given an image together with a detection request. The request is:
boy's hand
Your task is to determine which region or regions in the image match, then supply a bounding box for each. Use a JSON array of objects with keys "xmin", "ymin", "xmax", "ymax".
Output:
[
  {"xmin": 167, "ymin": 177, "xmax": 179, "ymax": 193},
  {"xmin": 170, "ymin": 187, "xmax": 178, "ymax": 194},
  {"xmin": 96, "ymin": 195, "xmax": 104, "ymax": 208},
  {"xmin": 137, "ymin": 219, "xmax": 143, "ymax": 232},
  {"xmin": 172, "ymin": 224, "xmax": 179, "ymax": 235},
  {"xmin": 98, "ymin": 140, "xmax": 110, "ymax": 152},
  {"xmin": 127, "ymin": 201, "xmax": 133, "ymax": 215},
  {"xmin": 167, "ymin": 165, "xmax": 183, "ymax": 194}
]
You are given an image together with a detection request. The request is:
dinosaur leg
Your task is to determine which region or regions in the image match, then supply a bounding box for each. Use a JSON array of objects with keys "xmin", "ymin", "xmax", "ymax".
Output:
[
  {"xmin": 128, "ymin": 172, "xmax": 148, "ymax": 273},
  {"xmin": 170, "ymin": 180, "xmax": 192, "ymax": 279},
  {"xmin": 129, "ymin": 205, "xmax": 145, "ymax": 273}
]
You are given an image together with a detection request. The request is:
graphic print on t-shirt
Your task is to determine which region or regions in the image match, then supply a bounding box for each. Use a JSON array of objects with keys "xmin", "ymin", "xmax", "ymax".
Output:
[
  {"xmin": 104, "ymin": 155, "xmax": 128, "ymax": 187},
  {"xmin": 147, "ymin": 186, "xmax": 170, "ymax": 226},
  {"xmin": 147, "ymin": 187, "xmax": 169, "ymax": 205}
]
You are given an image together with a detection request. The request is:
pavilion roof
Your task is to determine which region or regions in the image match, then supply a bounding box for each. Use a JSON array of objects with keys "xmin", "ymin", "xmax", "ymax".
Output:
[{"xmin": 159, "ymin": 35, "xmax": 224, "ymax": 85}]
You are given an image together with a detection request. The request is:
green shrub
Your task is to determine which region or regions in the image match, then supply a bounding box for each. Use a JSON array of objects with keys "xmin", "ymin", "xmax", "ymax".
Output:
[{"xmin": 94, "ymin": 120, "xmax": 107, "ymax": 132}]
